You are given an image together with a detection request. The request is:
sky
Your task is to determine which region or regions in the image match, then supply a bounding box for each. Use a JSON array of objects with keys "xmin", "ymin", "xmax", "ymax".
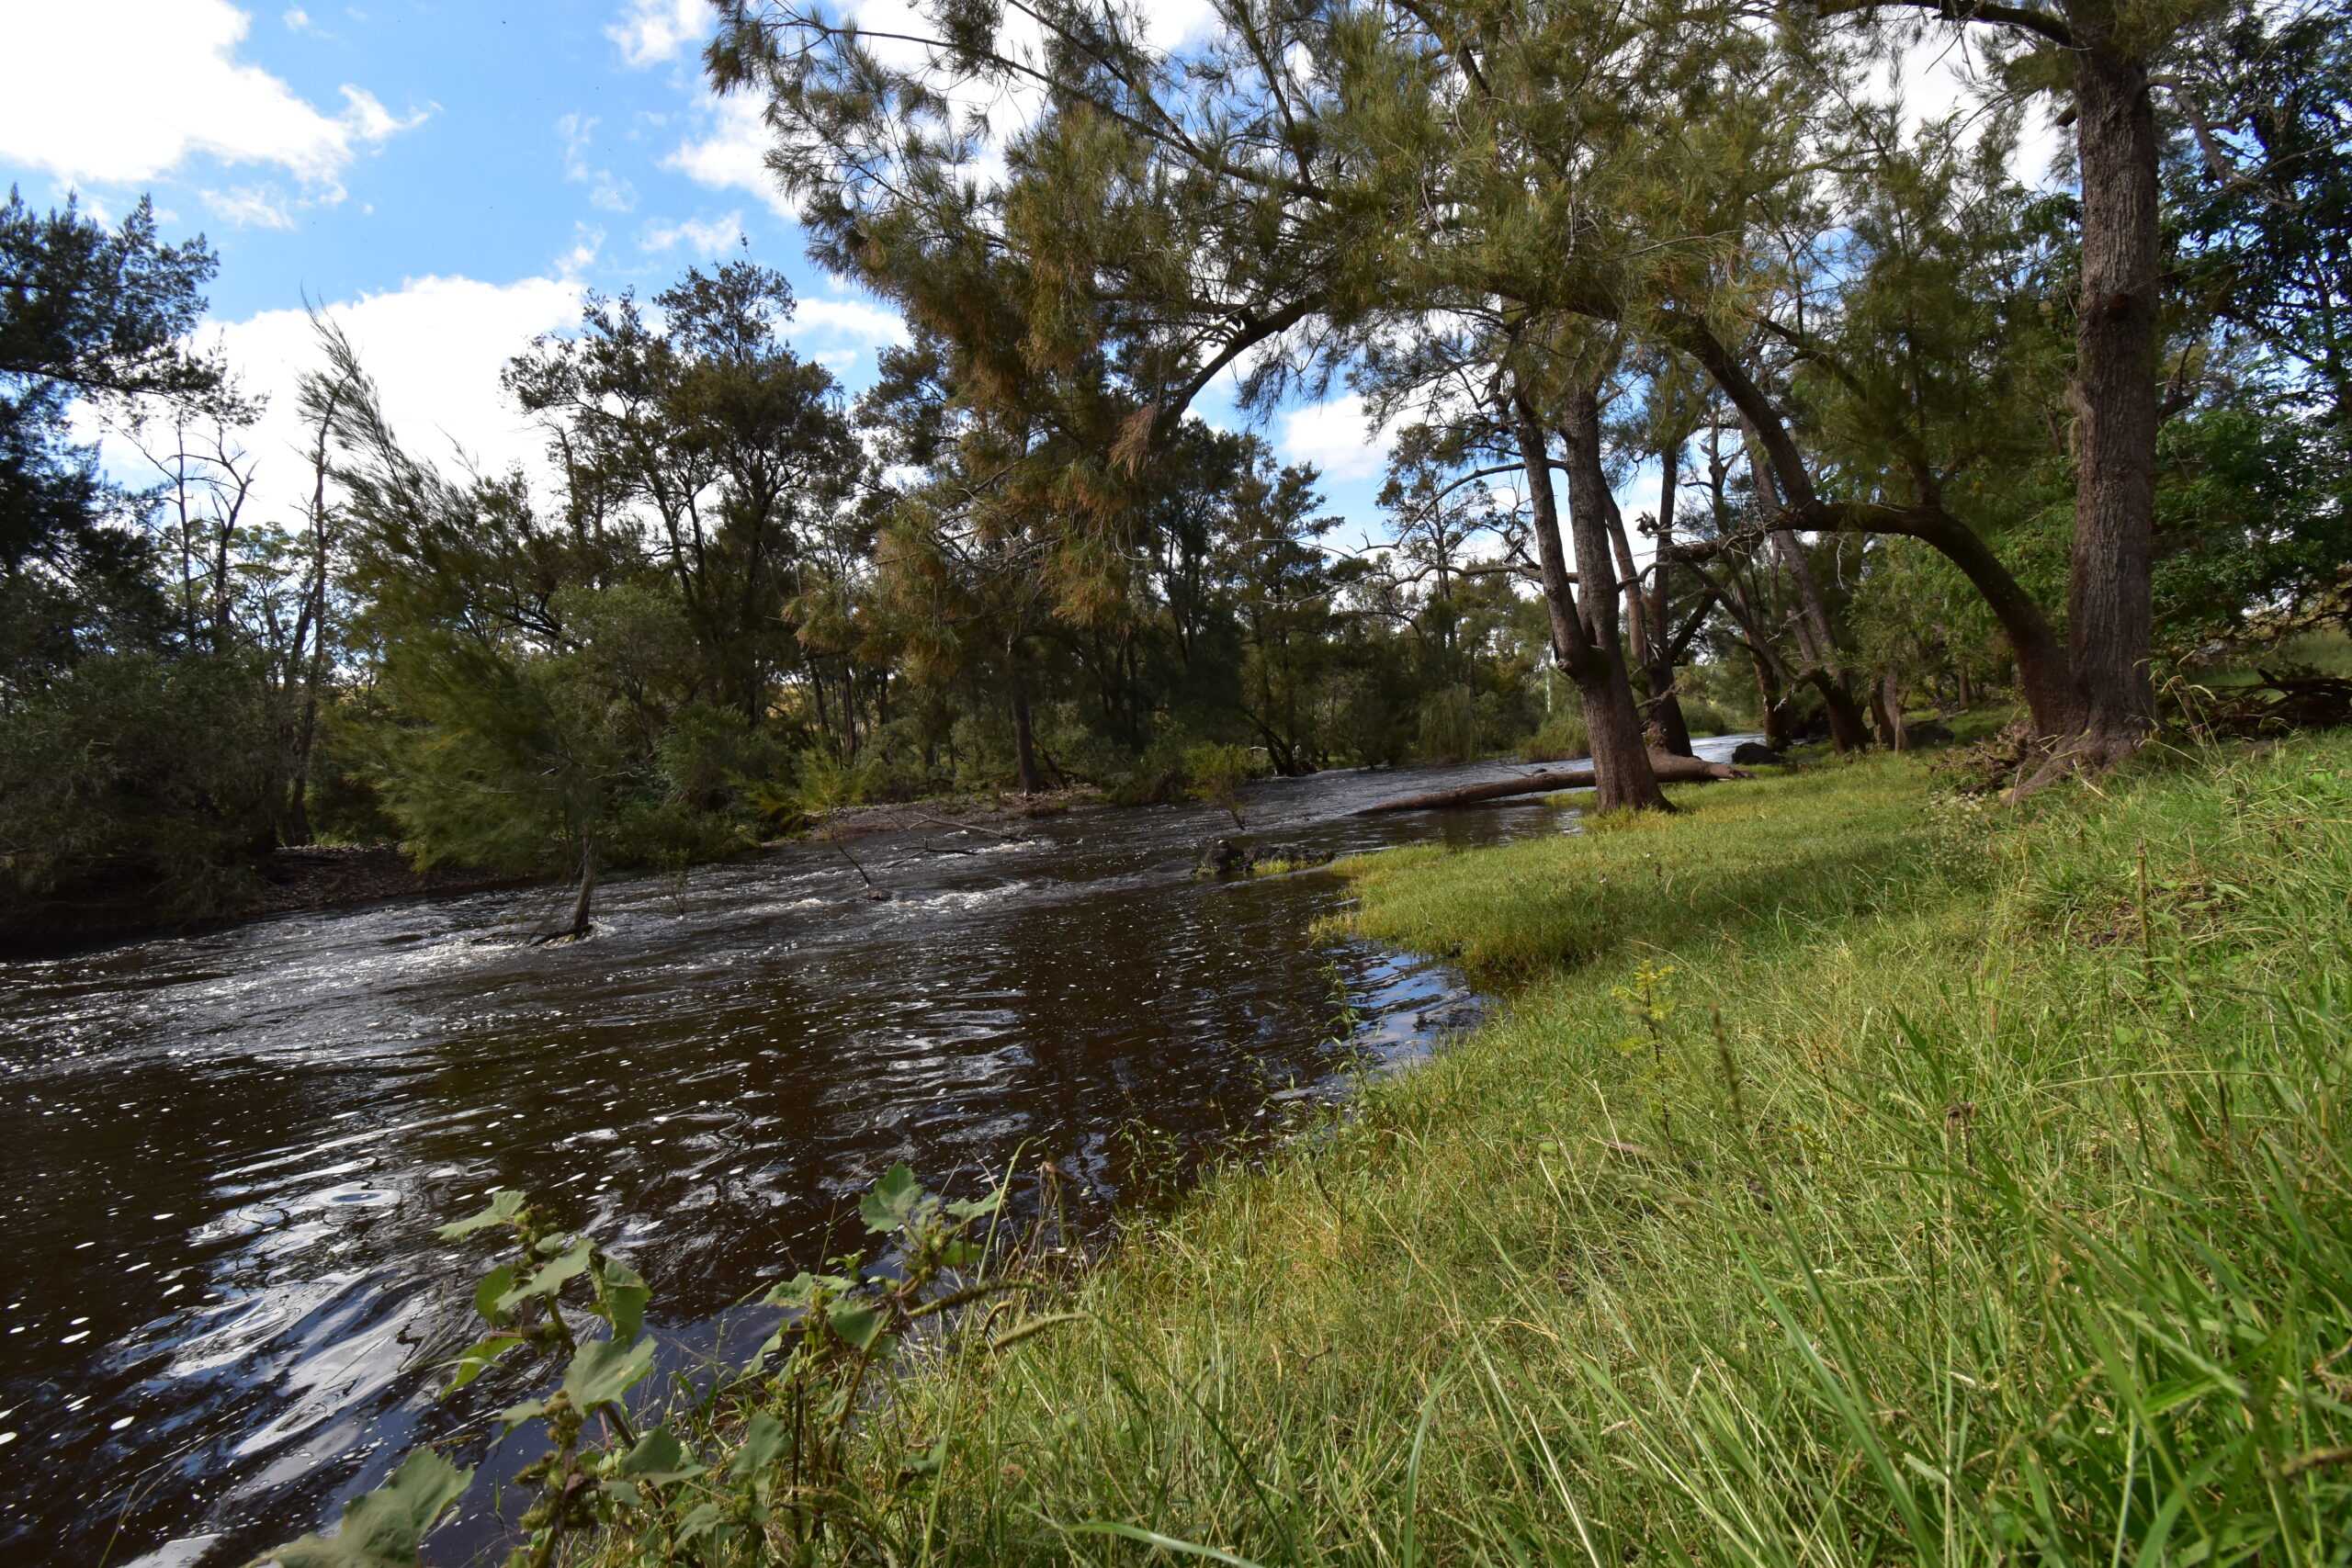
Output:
[
  {"xmin": 2, "ymin": 1, "xmax": 2050, "ymax": 554},
  {"xmin": 0, "ymin": 0, "xmax": 1415, "ymax": 539}
]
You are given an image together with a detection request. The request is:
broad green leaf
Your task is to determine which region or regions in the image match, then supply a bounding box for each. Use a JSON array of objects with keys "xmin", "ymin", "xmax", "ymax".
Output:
[
  {"xmin": 439, "ymin": 1335, "xmax": 522, "ymax": 1398},
  {"xmin": 595, "ymin": 1257, "xmax": 649, "ymax": 1346},
  {"xmin": 435, "ymin": 1190, "xmax": 524, "ymax": 1241},
  {"xmin": 860, "ymin": 1164, "xmax": 924, "ymax": 1233},
  {"xmin": 256, "ymin": 1448, "xmax": 471, "ymax": 1566},
  {"xmin": 828, "ymin": 1299, "xmax": 887, "ymax": 1352},
  {"xmin": 675, "ymin": 1501, "xmax": 734, "ymax": 1546},
  {"xmin": 471, "ymin": 1265, "xmax": 515, "ymax": 1326},
  {"xmin": 945, "ymin": 1191, "xmax": 1002, "ymax": 1224},
  {"xmin": 727, "ymin": 1413, "xmax": 790, "ymax": 1480},
  {"xmin": 493, "ymin": 1399, "xmax": 545, "ymax": 1436},
  {"xmin": 561, "ymin": 1334, "xmax": 653, "ymax": 1412},
  {"xmin": 493, "ymin": 1236, "xmax": 592, "ymax": 1314},
  {"xmin": 612, "ymin": 1425, "xmax": 704, "ymax": 1486}
]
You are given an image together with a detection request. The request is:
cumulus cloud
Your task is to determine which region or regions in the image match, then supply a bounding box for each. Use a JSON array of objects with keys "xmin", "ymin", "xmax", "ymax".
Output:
[
  {"xmin": 663, "ymin": 93, "xmax": 793, "ymax": 218},
  {"xmin": 1274, "ymin": 394, "xmax": 1408, "ymax": 484},
  {"xmin": 782, "ymin": 292, "xmax": 911, "ymax": 379},
  {"xmin": 124, "ymin": 275, "xmax": 588, "ymax": 531},
  {"xmin": 0, "ymin": 1, "xmax": 425, "ymax": 186},
  {"xmin": 608, "ymin": 0, "xmax": 709, "ymax": 68},
  {"xmin": 639, "ymin": 210, "xmax": 745, "ymax": 255}
]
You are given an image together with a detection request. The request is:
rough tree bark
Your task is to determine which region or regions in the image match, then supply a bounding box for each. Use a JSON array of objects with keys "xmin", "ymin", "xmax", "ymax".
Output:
[
  {"xmin": 1517, "ymin": 378, "xmax": 1671, "ymax": 812},
  {"xmin": 2061, "ymin": 18, "xmax": 2163, "ymax": 765}
]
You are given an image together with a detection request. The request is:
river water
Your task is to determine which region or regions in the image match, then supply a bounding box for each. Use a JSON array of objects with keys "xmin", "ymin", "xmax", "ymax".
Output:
[{"xmin": 0, "ymin": 744, "xmax": 1747, "ymax": 1564}]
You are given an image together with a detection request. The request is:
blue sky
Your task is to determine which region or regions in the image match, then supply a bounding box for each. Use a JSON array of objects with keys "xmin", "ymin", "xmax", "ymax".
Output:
[{"xmin": 3, "ymin": 0, "xmax": 1410, "ymax": 533}]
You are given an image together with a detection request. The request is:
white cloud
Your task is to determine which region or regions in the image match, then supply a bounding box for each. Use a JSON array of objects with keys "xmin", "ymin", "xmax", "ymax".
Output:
[
  {"xmin": 119, "ymin": 275, "xmax": 588, "ymax": 531},
  {"xmin": 0, "ymin": 0, "xmax": 426, "ymax": 186},
  {"xmin": 664, "ymin": 93, "xmax": 791, "ymax": 218},
  {"xmin": 282, "ymin": 6, "xmax": 312, "ymax": 30},
  {"xmin": 557, "ymin": 114, "xmax": 639, "ymax": 214},
  {"xmin": 200, "ymin": 186, "xmax": 298, "ymax": 230},
  {"xmin": 1274, "ymin": 394, "xmax": 1406, "ymax": 484},
  {"xmin": 640, "ymin": 210, "xmax": 745, "ymax": 254},
  {"xmin": 793, "ymin": 295, "xmax": 910, "ymax": 349},
  {"xmin": 557, "ymin": 224, "xmax": 606, "ymax": 279},
  {"xmin": 1144, "ymin": 0, "xmax": 1220, "ymax": 50},
  {"xmin": 607, "ymin": 0, "xmax": 708, "ymax": 68}
]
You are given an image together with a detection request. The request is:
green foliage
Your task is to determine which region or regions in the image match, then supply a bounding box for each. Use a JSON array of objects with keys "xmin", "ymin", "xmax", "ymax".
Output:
[
  {"xmin": 257, "ymin": 1450, "xmax": 473, "ymax": 1568},
  {"xmin": 0, "ymin": 650, "xmax": 275, "ymax": 917},
  {"xmin": 1521, "ymin": 703, "xmax": 1589, "ymax": 762},
  {"xmin": 1671, "ymin": 695, "xmax": 1734, "ymax": 737},
  {"xmin": 1412, "ymin": 685, "xmax": 1482, "ymax": 764},
  {"xmin": 743, "ymin": 738, "xmax": 2352, "ymax": 1567},
  {"xmin": 254, "ymin": 1165, "xmax": 1056, "ymax": 1568},
  {"xmin": 1182, "ymin": 741, "xmax": 1258, "ymax": 827}
]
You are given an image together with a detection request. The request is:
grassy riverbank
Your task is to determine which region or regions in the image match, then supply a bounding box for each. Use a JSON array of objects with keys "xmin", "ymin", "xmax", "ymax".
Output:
[{"xmin": 569, "ymin": 735, "xmax": 2352, "ymax": 1565}]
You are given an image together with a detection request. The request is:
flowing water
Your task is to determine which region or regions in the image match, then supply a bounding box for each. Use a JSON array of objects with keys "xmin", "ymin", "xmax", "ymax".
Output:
[{"xmin": 0, "ymin": 744, "xmax": 1747, "ymax": 1565}]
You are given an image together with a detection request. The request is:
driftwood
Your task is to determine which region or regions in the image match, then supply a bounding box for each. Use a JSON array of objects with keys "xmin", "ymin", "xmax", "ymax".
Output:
[{"xmin": 1351, "ymin": 753, "xmax": 1750, "ymax": 816}]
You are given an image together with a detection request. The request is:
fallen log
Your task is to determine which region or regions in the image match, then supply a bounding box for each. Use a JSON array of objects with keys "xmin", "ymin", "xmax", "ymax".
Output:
[{"xmin": 1351, "ymin": 753, "xmax": 1750, "ymax": 816}]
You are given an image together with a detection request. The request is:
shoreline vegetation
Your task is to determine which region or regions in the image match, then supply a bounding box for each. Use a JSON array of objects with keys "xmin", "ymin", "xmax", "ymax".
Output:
[{"xmin": 276, "ymin": 728, "xmax": 2352, "ymax": 1565}]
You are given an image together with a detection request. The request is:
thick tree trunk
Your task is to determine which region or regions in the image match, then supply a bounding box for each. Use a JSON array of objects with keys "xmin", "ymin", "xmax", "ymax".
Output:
[
  {"xmin": 2065, "ymin": 36, "xmax": 2162, "ymax": 762},
  {"xmin": 1528, "ymin": 381, "xmax": 1670, "ymax": 813},
  {"xmin": 1353, "ymin": 752, "xmax": 1750, "ymax": 816}
]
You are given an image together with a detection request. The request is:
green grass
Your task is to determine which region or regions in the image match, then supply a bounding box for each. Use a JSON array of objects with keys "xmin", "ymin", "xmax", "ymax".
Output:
[{"xmin": 576, "ymin": 735, "xmax": 2352, "ymax": 1565}]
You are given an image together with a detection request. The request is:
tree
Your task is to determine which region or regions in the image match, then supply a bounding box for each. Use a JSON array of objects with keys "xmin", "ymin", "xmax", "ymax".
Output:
[{"xmin": 1, "ymin": 189, "xmax": 228, "ymax": 691}]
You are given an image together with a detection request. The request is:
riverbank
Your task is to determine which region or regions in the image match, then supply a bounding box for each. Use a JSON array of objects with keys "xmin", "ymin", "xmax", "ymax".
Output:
[{"xmin": 561, "ymin": 733, "xmax": 2351, "ymax": 1564}]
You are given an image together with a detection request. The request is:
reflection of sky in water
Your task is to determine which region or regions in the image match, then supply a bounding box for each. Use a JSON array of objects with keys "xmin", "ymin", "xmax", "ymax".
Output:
[{"xmin": 0, "ymin": 741, "xmax": 1752, "ymax": 1565}]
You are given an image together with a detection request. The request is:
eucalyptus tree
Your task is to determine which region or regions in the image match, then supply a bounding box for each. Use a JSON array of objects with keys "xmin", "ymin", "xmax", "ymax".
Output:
[
  {"xmin": 1791, "ymin": 0, "xmax": 2285, "ymax": 775},
  {"xmin": 504, "ymin": 261, "xmax": 861, "ymax": 728}
]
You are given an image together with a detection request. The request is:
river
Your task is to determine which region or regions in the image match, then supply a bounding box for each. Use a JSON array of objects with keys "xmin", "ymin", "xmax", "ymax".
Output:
[{"xmin": 0, "ymin": 743, "xmax": 1747, "ymax": 1564}]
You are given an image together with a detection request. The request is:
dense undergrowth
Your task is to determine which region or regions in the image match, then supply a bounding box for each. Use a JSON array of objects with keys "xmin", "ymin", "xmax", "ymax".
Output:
[{"xmin": 278, "ymin": 735, "xmax": 2352, "ymax": 1565}]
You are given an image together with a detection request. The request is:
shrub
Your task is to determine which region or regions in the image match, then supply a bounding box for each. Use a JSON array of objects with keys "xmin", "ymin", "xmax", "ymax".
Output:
[
  {"xmin": 1674, "ymin": 694, "xmax": 1736, "ymax": 737},
  {"xmin": 1183, "ymin": 740, "xmax": 1258, "ymax": 826},
  {"xmin": 1523, "ymin": 705, "xmax": 1590, "ymax": 762},
  {"xmin": 1414, "ymin": 685, "xmax": 1482, "ymax": 763}
]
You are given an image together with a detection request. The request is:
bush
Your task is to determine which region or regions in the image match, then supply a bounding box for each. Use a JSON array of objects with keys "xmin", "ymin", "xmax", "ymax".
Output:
[
  {"xmin": 0, "ymin": 651, "xmax": 276, "ymax": 919},
  {"xmin": 1523, "ymin": 705, "xmax": 1590, "ymax": 762},
  {"xmin": 1674, "ymin": 694, "xmax": 1736, "ymax": 737},
  {"xmin": 1183, "ymin": 740, "xmax": 1258, "ymax": 825},
  {"xmin": 1414, "ymin": 685, "xmax": 1482, "ymax": 763}
]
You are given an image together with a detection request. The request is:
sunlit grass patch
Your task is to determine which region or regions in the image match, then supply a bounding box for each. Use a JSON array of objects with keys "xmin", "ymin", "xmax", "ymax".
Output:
[{"xmin": 570, "ymin": 733, "xmax": 2352, "ymax": 1568}]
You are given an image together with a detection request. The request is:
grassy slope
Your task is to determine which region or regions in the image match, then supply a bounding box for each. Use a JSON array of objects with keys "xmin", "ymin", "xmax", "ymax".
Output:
[{"xmin": 610, "ymin": 739, "xmax": 2352, "ymax": 1564}]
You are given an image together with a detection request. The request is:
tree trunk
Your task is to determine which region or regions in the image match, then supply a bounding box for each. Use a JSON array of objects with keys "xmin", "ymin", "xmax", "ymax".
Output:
[
  {"xmin": 1756, "ymin": 654, "xmax": 1791, "ymax": 751},
  {"xmin": 1521, "ymin": 379, "xmax": 1669, "ymax": 813},
  {"xmin": 532, "ymin": 841, "xmax": 598, "ymax": 945},
  {"xmin": 1604, "ymin": 501, "xmax": 1696, "ymax": 756},
  {"xmin": 2065, "ymin": 34, "xmax": 2162, "ymax": 763},
  {"xmin": 1872, "ymin": 672, "xmax": 1907, "ymax": 751},
  {"xmin": 1009, "ymin": 655, "xmax": 1044, "ymax": 795}
]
